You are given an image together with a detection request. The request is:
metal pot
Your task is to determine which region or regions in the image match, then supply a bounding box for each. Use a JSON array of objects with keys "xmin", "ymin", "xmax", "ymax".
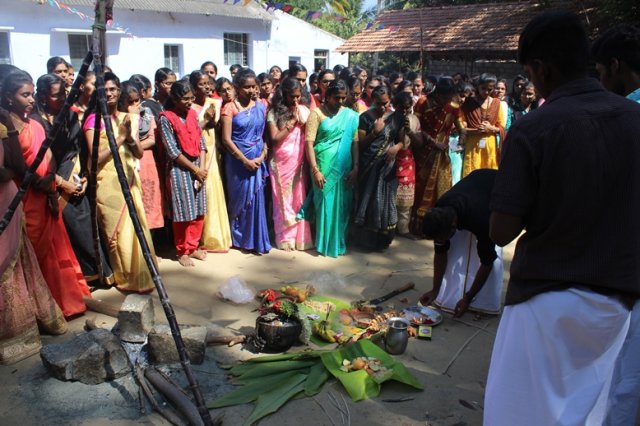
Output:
[
  {"xmin": 255, "ymin": 316, "xmax": 302, "ymax": 352},
  {"xmin": 385, "ymin": 317, "xmax": 409, "ymax": 355}
]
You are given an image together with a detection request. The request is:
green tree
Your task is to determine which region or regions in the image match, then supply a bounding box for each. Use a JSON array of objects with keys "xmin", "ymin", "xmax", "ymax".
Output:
[{"xmin": 282, "ymin": 0, "xmax": 370, "ymax": 39}]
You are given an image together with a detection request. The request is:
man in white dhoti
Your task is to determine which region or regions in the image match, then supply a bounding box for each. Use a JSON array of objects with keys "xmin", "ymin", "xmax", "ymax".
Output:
[
  {"xmin": 419, "ymin": 168, "xmax": 503, "ymax": 318},
  {"xmin": 592, "ymin": 24, "xmax": 640, "ymax": 425},
  {"xmin": 487, "ymin": 11, "xmax": 640, "ymax": 426}
]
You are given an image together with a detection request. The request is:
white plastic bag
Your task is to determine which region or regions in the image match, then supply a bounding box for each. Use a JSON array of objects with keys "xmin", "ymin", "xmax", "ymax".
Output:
[{"xmin": 217, "ymin": 275, "xmax": 255, "ymax": 304}]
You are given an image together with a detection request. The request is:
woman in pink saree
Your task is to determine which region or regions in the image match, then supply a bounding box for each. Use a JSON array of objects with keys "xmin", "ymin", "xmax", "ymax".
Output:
[{"xmin": 266, "ymin": 78, "xmax": 313, "ymax": 251}]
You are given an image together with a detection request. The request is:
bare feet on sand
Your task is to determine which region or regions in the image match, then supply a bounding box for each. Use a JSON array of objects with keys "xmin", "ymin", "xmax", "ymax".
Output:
[
  {"xmin": 189, "ymin": 249, "xmax": 207, "ymax": 261},
  {"xmin": 178, "ymin": 254, "xmax": 195, "ymax": 267}
]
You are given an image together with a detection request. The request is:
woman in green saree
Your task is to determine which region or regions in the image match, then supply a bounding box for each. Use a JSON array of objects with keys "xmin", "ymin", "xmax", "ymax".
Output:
[{"xmin": 302, "ymin": 80, "xmax": 359, "ymax": 257}]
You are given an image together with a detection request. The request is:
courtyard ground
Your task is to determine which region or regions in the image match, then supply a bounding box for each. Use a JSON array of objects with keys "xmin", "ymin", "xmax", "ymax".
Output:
[{"xmin": 0, "ymin": 236, "xmax": 515, "ymax": 426}]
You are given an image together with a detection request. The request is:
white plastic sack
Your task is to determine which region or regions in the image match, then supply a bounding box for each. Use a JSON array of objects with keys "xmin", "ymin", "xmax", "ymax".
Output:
[{"xmin": 217, "ymin": 275, "xmax": 255, "ymax": 304}]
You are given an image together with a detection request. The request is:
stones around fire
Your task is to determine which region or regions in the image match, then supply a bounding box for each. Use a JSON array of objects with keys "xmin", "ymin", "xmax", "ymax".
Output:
[
  {"xmin": 118, "ymin": 294, "xmax": 155, "ymax": 343},
  {"xmin": 40, "ymin": 328, "xmax": 130, "ymax": 384},
  {"xmin": 148, "ymin": 325, "xmax": 207, "ymax": 365}
]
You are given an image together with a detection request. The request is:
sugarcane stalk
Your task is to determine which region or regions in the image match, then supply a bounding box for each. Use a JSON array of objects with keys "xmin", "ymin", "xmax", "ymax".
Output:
[
  {"xmin": 89, "ymin": 103, "xmax": 105, "ymax": 283},
  {"xmin": 0, "ymin": 50, "xmax": 93, "ymax": 235},
  {"xmin": 145, "ymin": 368, "xmax": 204, "ymax": 426},
  {"xmin": 90, "ymin": 2, "xmax": 213, "ymax": 424},
  {"xmin": 135, "ymin": 364, "xmax": 186, "ymax": 426}
]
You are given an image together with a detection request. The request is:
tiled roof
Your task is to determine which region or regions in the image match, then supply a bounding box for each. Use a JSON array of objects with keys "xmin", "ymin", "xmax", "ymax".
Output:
[
  {"xmin": 337, "ymin": 1, "xmax": 570, "ymax": 55},
  {"xmin": 57, "ymin": 0, "xmax": 273, "ymax": 21}
]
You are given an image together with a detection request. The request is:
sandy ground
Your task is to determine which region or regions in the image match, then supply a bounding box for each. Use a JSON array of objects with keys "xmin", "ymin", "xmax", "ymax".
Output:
[{"xmin": 0, "ymin": 236, "xmax": 515, "ymax": 426}]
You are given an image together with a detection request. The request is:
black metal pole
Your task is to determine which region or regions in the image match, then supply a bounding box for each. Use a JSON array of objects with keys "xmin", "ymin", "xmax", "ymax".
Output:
[{"xmin": 90, "ymin": 2, "xmax": 213, "ymax": 424}]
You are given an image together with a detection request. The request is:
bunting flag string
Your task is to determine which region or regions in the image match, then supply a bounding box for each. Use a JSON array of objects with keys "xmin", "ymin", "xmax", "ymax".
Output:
[
  {"xmin": 42, "ymin": 0, "xmax": 134, "ymax": 37},
  {"xmin": 41, "ymin": 0, "xmax": 399, "ymax": 36}
]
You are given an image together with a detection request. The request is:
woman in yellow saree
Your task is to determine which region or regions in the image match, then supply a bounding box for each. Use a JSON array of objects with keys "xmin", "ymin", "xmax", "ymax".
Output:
[
  {"xmin": 459, "ymin": 73, "xmax": 506, "ymax": 177},
  {"xmin": 189, "ymin": 70, "xmax": 231, "ymax": 252},
  {"xmin": 83, "ymin": 72, "xmax": 156, "ymax": 293}
]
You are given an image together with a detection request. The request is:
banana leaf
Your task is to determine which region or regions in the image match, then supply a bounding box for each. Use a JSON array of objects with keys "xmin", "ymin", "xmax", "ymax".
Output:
[
  {"xmin": 320, "ymin": 340, "xmax": 423, "ymax": 401},
  {"xmin": 230, "ymin": 359, "xmax": 317, "ymax": 379},
  {"xmin": 231, "ymin": 367, "xmax": 311, "ymax": 385},
  {"xmin": 243, "ymin": 373, "xmax": 308, "ymax": 426},
  {"xmin": 304, "ymin": 361, "xmax": 331, "ymax": 396},
  {"xmin": 243, "ymin": 350, "xmax": 322, "ymax": 363},
  {"xmin": 208, "ymin": 370, "xmax": 301, "ymax": 408}
]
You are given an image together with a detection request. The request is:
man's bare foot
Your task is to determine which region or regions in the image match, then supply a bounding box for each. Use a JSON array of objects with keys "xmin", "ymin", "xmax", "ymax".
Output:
[
  {"xmin": 189, "ymin": 249, "xmax": 207, "ymax": 261},
  {"xmin": 178, "ymin": 254, "xmax": 195, "ymax": 267}
]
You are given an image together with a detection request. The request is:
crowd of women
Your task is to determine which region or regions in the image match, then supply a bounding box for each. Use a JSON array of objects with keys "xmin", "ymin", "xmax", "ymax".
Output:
[{"xmin": 0, "ymin": 56, "xmax": 539, "ymax": 364}]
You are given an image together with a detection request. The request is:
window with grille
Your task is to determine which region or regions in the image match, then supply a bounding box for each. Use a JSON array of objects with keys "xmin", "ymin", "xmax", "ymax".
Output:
[
  {"xmin": 68, "ymin": 34, "xmax": 91, "ymax": 70},
  {"xmin": 224, "ymin": 33, "xmax": 248, "ymax": 66},
  {"xmin": 314, "ymin": 49, "xmax": 328, "ymax": 72},
  {"xmin": 164, "ymin": 45, "xmax": 181, "ymax": 74}
]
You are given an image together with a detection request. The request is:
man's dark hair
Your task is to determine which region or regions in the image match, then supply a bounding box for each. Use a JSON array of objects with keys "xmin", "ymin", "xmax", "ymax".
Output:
[
  {"xmin": 592, "ymin": 24, "xmax": 640, "ymax": 74},
  {"xmin": 422, "ymin": 207, "xmax": 456, "ymax": 240},
  {"xmin": 518, "ymin": 11, "xmax": 589, "ymax": 78}
]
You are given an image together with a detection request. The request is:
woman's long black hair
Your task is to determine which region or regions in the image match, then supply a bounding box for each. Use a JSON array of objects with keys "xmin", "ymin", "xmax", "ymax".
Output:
[{"xmin": 270, "ymin": 77, "xmax": 302, "ymax": 129}]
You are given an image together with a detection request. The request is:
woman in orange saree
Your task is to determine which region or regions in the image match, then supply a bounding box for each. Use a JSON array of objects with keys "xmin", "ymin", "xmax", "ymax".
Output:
[
  {"xmin": 1, "ymin": 71, "xmax": 89, "ymax": 318},
  {"xmin": 410, "ymin": 77, "xmax": 463, "ymax": 236}
]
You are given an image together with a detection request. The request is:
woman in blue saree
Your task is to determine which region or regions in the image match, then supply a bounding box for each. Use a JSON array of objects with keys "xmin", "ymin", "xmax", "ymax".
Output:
[
  {"xmin": 220, "ymin": 69, "xmax": 271, "ymax": 254},
  {"xmin": 303, "ymin": 80, "xmax": 359, "ymax": 257}
]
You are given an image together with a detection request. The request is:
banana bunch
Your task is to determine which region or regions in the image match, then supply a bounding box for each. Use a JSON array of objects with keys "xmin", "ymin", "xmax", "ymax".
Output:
[{"xmin": 312, "ymin": 320, "xmax": 338, "ymax": 343}]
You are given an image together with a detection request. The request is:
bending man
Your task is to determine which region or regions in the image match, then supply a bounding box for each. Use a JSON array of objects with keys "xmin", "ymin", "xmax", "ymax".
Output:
[{"xmin": 419, "ymin": 168, "xmax": 503, "ymax": 318}]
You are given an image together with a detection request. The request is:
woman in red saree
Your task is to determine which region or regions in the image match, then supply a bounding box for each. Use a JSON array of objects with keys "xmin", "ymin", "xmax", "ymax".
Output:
[
  {"xmin": 410, "ymin": 77, "xmax": 463, "ymax": 236},
  {"xmin": 1, "ymin": 71, "xmax": 89, "ymax": 317}
]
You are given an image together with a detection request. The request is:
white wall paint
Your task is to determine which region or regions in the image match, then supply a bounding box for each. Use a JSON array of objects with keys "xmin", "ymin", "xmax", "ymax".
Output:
[{"xmin": 2, "ymin": 2, "xmax": 347, "ymax": 85}]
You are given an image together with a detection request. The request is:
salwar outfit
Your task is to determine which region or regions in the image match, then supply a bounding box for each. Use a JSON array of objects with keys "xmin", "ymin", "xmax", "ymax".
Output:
[{"xmin": 159, "ymin": 110, "xmax": 207, "ymax": 257}]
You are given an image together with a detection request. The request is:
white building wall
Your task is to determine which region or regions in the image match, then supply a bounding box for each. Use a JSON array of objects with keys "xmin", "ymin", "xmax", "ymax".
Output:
[
  {"xmin": 268, "ymin": 11, "xmax": 349, "ymax": 73},
  {"xmin": 2, "ymin": 2, "xmax": 346, "ymax": 84}
]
